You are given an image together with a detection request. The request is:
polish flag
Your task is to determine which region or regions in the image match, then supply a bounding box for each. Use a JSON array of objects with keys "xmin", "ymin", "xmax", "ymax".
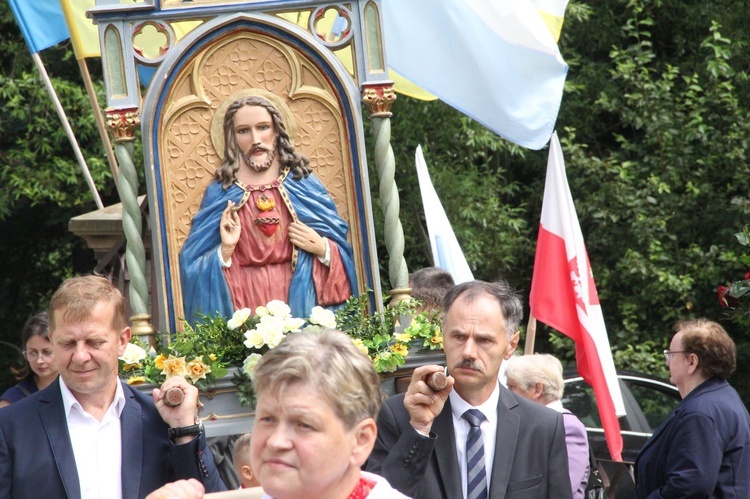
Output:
[{"xmin": 529, "ymin": 132, "xmax": 626, "ymax": 461}]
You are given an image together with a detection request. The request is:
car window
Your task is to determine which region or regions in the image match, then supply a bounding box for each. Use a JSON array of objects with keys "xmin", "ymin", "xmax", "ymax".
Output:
[
  {"xmin": 621, "ymin": 379, "xmax": 680, "ymax": 431},
  {"xmin": 563, "ymin": 375, "xmax": 681, "ymax": 433},
  {"xmin": 562, "ymin": 379, "xmax": 600, "ymax": 428}
]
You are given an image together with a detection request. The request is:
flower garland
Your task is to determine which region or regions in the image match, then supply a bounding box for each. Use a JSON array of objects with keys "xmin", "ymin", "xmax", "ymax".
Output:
[{"xmin": 118, "ymin": 296, "xmax": 443, "ymax": 406}]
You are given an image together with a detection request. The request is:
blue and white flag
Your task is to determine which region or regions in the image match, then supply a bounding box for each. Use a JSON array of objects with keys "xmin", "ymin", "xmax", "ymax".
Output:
[
  {"xmin": 415, "ymin": 146, "xmax": 474, "ymax": 284},
  {"xmin": 8, "ymin": 0, "xmax": 70, "ymax": 54},
  {"xmin": 383, "ymin": 0, "xmax": 568, "ymax": 150}
]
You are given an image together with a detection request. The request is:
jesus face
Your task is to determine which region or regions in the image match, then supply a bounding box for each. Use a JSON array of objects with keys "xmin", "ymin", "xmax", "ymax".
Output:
[{"xmin": 233, "ymin": 104, "xmax": 278, "ymax": 172}]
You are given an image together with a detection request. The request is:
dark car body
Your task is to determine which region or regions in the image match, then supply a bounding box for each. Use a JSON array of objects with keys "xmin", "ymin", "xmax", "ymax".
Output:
[
  {"xmin": 562, "ymin": 370, "xmax": 681, "ymax": 463},
  {"xmin": 562, "ymin": 370, "xmax": 681, "ymax": 498}
]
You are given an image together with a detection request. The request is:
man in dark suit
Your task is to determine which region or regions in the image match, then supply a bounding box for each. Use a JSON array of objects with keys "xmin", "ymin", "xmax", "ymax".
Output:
[
  {"xmin": 635, "ymin": 319, "xmax": 750, "ymax": 498},
  {"xmin": 0, "ymin": 275, "xmax": 227, "ymax": 499},
  {"xmin": 366, "ymin": 279, "xmax": 572, "ymax": 499}
]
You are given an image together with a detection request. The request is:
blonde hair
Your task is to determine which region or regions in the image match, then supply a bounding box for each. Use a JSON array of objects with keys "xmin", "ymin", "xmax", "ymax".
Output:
[
  {"xmin": 49, "ymin": 275, "xmax": 127, "ymax": 334},
  {"xmin": 252, "ymin": 329, "xmax": 381, "ymax": 429},
  {"xmin": 233, "ymin": 432, "xmax": 253, "ymax": 466},
  {"xmin": 504, "ymin": 354, "xmax": 564, "ymax": 402}
]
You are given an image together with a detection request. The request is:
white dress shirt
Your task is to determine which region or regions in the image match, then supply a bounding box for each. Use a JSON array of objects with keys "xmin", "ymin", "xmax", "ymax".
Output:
[
  {"xmin": 449, "ymin": 381, "xmax": 500, "ymax": 499},
  {"xmin": 60, "ymin": 377, "xmax": 126, "ymax": 499}
]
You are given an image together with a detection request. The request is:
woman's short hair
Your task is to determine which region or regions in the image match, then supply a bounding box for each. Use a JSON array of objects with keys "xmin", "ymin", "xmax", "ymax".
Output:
[
  {"xmin": 504, "ymin": 354, "xmax": 565, "ymax": 402},
  {"xmin": 252, "ymin": 329, "xmax": 381, "ymax": 429},
  {"xmin": 675, "ymin": 318, "xmax": 736, "ymax": 379},
  {"xmin": 49, "ymin": 275, "xmax": 127, "ymax": 334}
]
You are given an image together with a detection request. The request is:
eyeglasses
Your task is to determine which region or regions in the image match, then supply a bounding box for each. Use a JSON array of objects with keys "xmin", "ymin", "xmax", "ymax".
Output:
[
  {"xmin": 23, "ymin": 349, "xmax": 54, "ymax": 361},
  {"xmin": 663, "ymin": 349, "xmax": 686, "ymax": 362}
]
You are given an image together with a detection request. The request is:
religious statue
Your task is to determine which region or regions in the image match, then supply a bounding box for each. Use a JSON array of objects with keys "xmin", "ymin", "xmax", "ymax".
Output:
[{"xmin": 179, "ymin": 94, "xmax": 357, "ymax": 323}]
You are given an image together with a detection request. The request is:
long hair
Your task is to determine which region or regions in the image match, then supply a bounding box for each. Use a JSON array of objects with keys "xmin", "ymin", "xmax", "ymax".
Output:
[
  {"xmin": 11, "ymin": 311, "xmax": 49, "ymax": 381},
  {"xmin": 215, "ymin": 96, "xmax": 311, "ymax": 187}
]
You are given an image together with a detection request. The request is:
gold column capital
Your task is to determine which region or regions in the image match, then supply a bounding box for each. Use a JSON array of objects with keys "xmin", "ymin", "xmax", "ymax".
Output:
[
  {"xmin": 362, "ymin": 82, "xmax": 396, "ymax": 118},
  {"xmin": 105, "ymin": 108, "xmax": 141, "ymax": 143}
]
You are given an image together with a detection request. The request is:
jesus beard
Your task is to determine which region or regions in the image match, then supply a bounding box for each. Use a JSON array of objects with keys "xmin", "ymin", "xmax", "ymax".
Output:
[{"xmin": 244, "ymin": 146, "xmax": 277, "ymax": 172}]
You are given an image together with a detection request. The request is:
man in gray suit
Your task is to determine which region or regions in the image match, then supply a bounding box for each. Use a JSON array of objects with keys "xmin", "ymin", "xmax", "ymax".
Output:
[{"xmin": 366, "ymin": 280, "xmax": 572, "ymax": 498}]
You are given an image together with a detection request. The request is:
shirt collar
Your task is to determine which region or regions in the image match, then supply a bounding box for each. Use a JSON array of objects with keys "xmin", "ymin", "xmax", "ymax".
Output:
[
  {"xmin": 59, "ymin": 376, "xmax": 127, "ymax": 419},
  {"xmin": 546, "ymin": 399, "xmax": 565, "ymax": 413},
  {"xmin": 449, "ymin": 380, "xmax": 500, "ymax": 420}
]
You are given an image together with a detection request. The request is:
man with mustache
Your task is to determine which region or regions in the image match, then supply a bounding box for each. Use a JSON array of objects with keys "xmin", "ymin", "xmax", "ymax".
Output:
[
  {"xmin": 180, "ymin": 95, "xmax": 356, "ymax": 322},
  {"xmin": 366, "ymin": 279, "xmax": 572, "ymax": 499}
]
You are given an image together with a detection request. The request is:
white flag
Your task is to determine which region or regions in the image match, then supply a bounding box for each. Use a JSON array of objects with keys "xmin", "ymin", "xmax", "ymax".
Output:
[{"xmin": 415, "ymin": 146, "xmax": 474, "ymax": 284}]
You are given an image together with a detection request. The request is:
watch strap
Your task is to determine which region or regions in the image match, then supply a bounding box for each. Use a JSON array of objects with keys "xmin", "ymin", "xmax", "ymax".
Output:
[{"xmin": 168, "ymin": 419, "xmax": 204, "ymax": 440}]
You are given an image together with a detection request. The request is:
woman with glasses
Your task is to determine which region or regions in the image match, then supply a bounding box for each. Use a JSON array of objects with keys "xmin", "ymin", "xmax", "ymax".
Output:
[{"xmin": 0, "ymin": 311, "xmax": 58, "ymax": 408}]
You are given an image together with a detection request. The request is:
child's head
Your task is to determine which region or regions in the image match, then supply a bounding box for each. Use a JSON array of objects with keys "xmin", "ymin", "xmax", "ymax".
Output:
[{"xmin": 233, "ymin": 432, "xmax": 261, "ymax": 488}]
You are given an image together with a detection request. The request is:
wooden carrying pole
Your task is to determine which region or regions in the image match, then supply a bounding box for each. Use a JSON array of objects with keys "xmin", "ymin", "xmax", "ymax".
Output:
[
  {"xmin": 78, "ymin": 58, "xmax": 119, "ymax": 189},
  {"xmin": 32, "ymin": 52, "xmax": 103, "ymax": 209},
  {"xmin": 524, "ymin": 315, "xmax": 537, "ymax": 355}
]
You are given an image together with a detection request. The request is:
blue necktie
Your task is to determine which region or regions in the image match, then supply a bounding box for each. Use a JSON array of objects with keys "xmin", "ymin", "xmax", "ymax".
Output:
[{"xmin": 463, "ymin": 409, "xmax": 488, "ymax": 499}]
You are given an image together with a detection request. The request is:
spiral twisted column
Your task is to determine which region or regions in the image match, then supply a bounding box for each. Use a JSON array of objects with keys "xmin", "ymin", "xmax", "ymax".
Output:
[
  {"xmin": 106, "ymin": 108, "xmax": 154, "ymax": 340},
  {"xmin": 363, "ymin": 83, "xmax": 410, "ymax": 303}
]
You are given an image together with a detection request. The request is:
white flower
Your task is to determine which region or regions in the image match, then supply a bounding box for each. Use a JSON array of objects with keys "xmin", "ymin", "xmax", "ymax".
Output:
[
  {"xmin": 243, "ymin": 353, "xmax": 263, "ymax": 379},
  {"xmin": 263, "ymin": 328, "xmax": 286, "ymax": 348},
  {"xmin": 228, "ymin": 308, "xmax": 252, "ymax": 329},
  {"xmin": 266, "ymin": 300, "xmax": 291, "ymax": 318},
  {"xmin": 254, "ymin": 305, "xmax": 269, "ymax": 317},
  {"xmin": 244, "ymin": 329, "xmax": 266, "ymax": 350},
  {"xmin": 119, "ymin": 342, "xmax": 147, "ymax": 364},
  {"xmin": 309, "ymin": 306, "xmax": 337, "ymax": 328},
  {"xmin": 283, "ymin": 317, "xmax": 306, "ymax": 332},
  {"xmin": 257, "ymin": 314, "xmax": 285, "ymax": 335},
  {"xmin": 301, "ymin": 324, "xmax": 323, "ymax": 334}
]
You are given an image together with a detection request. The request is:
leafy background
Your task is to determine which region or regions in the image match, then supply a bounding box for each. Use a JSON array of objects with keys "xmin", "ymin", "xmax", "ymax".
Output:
[{"xmin": 1, "ymin": 0, "xmax": 749, "ymax": 406}]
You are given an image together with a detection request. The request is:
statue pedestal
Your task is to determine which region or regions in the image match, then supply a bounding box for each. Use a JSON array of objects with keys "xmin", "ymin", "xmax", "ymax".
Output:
[{"xmin": 132, "ymin": 348, "xmax": 445, "ymax": 437}]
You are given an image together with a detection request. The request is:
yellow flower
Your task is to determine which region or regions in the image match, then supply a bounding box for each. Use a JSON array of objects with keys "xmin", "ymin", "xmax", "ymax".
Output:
[
  {"xmin": 161, "ymin": 355, "xmax": 188, "ymax": 378},
  {"xmin": 122, "ymin": 362, "xmax": 141, "ymax": 372},
  {"xmin": 154, "ymin": 354, "xmax": 167, "ymax": 370},
  {"xmin": 352, "ymin": 338, "xmax": 369, "ymax": 356},
  {"xmin": 394, "ymin": 332, "xmax": 411, "ymax": 343},
  {"xmin": 127, "ymin": 376, "xmax": 147, "ymax": 385},
  {"xmin": 185, "ymin": 358, "xmax": 212, "ymax": 383},
  {"xmin": 209, "ymin": 353, "xmax": 217, "ymax": 362},
  {"xmin": 391, "ymin": 343, "xmax": 408, "ymax": 356}
]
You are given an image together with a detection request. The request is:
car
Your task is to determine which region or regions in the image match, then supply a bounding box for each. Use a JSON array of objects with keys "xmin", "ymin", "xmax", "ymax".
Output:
[{"xmin": 563, "ymin": 369, "xmax": 681, "ymax": 497}]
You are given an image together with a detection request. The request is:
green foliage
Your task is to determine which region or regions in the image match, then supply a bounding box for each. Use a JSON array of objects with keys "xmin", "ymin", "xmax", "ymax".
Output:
[
  {"xmin": 3, "ymin": 0, "xmax": 750, "ymax": 406},
  {"xmin": 179, "ymin": 314, "xmax": 246, "ymax": 367},
  {"xmin": 0, "ymin": 4, "xmax": 121, "ymax": 393},
  {"xmin": 335, "ymin": 294, "xmax": 441, "ymax": 373}
]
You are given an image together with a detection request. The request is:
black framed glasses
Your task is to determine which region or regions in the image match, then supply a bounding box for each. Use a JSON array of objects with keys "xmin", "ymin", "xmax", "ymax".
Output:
[{"xmin": 663, "ymin": 349, "xmax": 686, "ymax": 362}]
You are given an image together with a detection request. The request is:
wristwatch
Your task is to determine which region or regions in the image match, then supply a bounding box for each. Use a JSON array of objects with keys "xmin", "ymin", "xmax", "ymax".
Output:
[{"xmin": 168, "ymin": 417, "xmax": 204, "ymax": 441}]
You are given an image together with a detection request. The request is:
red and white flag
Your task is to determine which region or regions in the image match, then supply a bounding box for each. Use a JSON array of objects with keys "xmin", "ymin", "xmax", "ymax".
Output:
[{"xmin": 529, "ymin": 132, "xmax": 626, "ymax": 461}]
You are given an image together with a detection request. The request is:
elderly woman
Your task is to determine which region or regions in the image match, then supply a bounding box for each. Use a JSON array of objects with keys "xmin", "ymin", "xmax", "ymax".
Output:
[
  {"xmin": 250, "ymin": 329, "xmax": 407, "ymax": 499},
  {"xmin": 505, "ymin": 354, "xmax": 589, "ymax": 499},
  {"xmin": 635, "ymin": 319, "xmax": 750, "ymax": 498}
]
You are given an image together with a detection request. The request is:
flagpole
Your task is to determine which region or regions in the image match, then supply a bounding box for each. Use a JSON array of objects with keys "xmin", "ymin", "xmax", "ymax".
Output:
[
  {"xmin": 524, "ymin": 315, "xmax": 537, "ymax": 354},
  {"xmin": 31, "ymin": 52, "xmax": 103, "ymax": 209},
  {"xmin": 78, "ymin": 58, "xmax": 119, "ymax": 189}
]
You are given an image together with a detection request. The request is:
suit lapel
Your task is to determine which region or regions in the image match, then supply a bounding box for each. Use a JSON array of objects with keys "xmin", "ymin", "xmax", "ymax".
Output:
[
  {"xmin": 433, "ymin": 399, "xmax": 462, "ymax": 499},
  {"xmin": 120, "ymin": 383, "xmax": 144, "ymax": 499},
  {"xmin": 39, "ymin": 379, "xmax": 82, "ymax": 499},
  {"xmin": 489, "ymin": 387, "xmax": 520, "ymax": 497}
]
